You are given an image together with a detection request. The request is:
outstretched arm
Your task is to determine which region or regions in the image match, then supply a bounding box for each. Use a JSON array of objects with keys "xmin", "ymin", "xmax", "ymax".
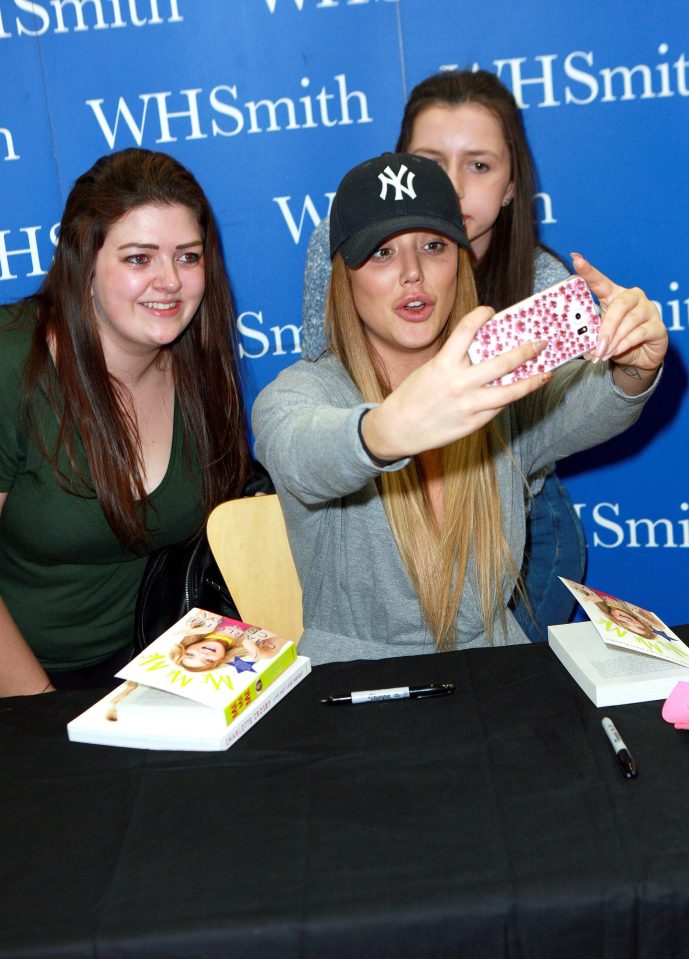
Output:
[{"xmin": 362, "ymin": 306, "xmax": 551, "ymax": 462}]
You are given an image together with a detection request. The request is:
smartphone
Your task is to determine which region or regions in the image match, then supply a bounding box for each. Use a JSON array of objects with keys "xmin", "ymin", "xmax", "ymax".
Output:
[{"xmin": 467, "ymin": 275, "xmax": 600, "ymax": 386}]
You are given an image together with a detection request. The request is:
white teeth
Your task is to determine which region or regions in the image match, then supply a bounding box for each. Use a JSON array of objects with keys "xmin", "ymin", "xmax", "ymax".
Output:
[
  {"xmin": 407, "ymin": 300, "xmax": 423, "ymax": 308},
  {"xmin": 144, "ymin": 302, "xmax": 177, "ymax": 310}
]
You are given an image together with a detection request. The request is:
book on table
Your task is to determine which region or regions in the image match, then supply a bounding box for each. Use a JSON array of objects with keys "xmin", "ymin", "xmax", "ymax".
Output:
[
  {"xmin": 67, "ymin": 608, "xmax": 311, "ymax": 751},
  {"xmin": 547, "ymin": 578, "xmax": 689, "ymax": 707}
]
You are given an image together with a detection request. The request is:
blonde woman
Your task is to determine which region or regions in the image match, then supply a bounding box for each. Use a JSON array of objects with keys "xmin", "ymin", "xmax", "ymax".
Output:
[
  {"xmin": 168, "ymin": 623, "xmax": 291, "ymax": 671},
  {"xmin": 252, "ymin": 153, "xmax": 666, "ymax": 666},
  {"xmin": 168, "ymin": 633, "xmax": 245, "ymax": 672}
]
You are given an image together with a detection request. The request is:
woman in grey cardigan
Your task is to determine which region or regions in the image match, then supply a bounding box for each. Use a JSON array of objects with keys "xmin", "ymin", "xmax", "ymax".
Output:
[
  {"xmin": 302, "ymin": 70, "xmax": 585, "ymax": 644},
  {"xmin": 253, "ymin": 153, "xmax": 666, "ymax": 666}
]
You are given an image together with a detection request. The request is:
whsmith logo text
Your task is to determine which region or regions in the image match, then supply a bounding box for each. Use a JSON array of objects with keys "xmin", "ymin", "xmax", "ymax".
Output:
[
  {"xmin": 86, "ymin": 75, "xmax": 371, "ymax": 148},
  {"xmin": 443, "ymin": 44, "xmax": 689, "ymax": 107},
  {"xmin": 0, "ymin": 0, "xmax": 183, "ymax": 37},
  {"xmin": 577, "ymin": 502, "xmax": 689, "ymax": 549}
]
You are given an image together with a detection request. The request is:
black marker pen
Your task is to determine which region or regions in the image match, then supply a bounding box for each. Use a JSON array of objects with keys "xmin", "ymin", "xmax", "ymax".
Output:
[
  {"xmin": 321, "ymin": 683, "xmax": 455, "ymax": 705},
  {"xmin": 602, "ymin": 716, "xmax": 638, "ymax": 779}
]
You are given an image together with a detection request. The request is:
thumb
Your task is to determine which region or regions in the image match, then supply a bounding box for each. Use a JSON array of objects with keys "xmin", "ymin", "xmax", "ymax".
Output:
[
  {"xmin": 570, "ymin": 252, "xmax": 620, "ymax": 305},
  {"xmin": 442, "ymin": 305, "xmax": 495, "ymax": 359}
]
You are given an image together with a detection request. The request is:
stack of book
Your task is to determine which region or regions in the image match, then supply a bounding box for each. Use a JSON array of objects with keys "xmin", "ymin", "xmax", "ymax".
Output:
[
  {"xmin": 548, "ymin": 578, "xmax": 689, "ymax": 707},
  {"xmin": 67, "ymin": 609, "xmax": 310, "ymax": 750}
]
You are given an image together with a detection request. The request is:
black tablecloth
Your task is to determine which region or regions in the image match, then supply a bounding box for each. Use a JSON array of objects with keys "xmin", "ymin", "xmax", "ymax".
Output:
[{"xmin": 3, "ymin": 637, "xmax": 689, "ymax": 959}]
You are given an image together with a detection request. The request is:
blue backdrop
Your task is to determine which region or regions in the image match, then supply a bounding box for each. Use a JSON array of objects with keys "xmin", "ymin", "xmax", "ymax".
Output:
[{"xmin": 1, "ymin": 0, "xmax": 687, "ymax": 622}]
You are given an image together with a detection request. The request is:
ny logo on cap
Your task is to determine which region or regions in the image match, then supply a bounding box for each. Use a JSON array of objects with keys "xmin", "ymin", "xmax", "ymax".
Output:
[{"xmin": 378, "ymin": 164, "xmax": 416, "ymax": 202}]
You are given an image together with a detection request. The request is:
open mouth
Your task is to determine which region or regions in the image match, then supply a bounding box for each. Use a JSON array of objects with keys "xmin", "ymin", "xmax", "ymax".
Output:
[{"xmin": 395, "ymin": 296, "xmax": 435, "ymax": 323}]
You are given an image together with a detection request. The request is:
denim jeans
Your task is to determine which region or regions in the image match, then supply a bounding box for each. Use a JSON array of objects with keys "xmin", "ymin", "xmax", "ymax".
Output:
[{"xmin": 511, "ymin": 471, "xmax": 586, "ymax": 643}]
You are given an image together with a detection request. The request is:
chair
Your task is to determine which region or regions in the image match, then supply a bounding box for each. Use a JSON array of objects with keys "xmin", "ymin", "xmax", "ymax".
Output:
[{"xmin": 207, "ymin": 494, "xmax": 303, "ymax": 645}]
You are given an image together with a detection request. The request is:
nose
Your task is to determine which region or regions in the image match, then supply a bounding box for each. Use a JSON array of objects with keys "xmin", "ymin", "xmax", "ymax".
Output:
[
  {"xmin": 399, "ymin": 247, "xmax": 423, "ymax": 285},
  {"xmin": 154, "ymin": 258, "xmax": 182, "ymax": 293}
]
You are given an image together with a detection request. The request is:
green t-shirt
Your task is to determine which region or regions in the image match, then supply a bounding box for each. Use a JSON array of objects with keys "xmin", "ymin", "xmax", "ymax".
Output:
[{"xmin": 0, "ymin": 302, "xmax": 205, "ymax": 670}]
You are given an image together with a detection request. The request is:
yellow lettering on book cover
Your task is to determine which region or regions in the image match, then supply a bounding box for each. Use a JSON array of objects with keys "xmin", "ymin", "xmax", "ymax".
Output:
[
  {"xmin": 596, "ymin": 616, "xmax": 689, "ymax": 658},
  {"xmin": 635, "ymin": 636, "xmax": 689, "ymax": 658},
  {"xmin": 166, "ymin": 670, "xmax": 194, "ymax": 688},
  {"xmin": 203, "ymin": 672, "xmax": 235, "ymax": 691},
  {"xmin": 139, "ymin": 652, "xmax": 169, "ymax": 671},
  {"xmin": 595, "ymin": 618, "xmax": 629, "ymax": 640}
]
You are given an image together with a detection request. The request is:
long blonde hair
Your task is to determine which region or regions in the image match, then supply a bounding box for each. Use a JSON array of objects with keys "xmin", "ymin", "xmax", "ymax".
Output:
[{"xmin": 326, "ymin": 250, "xmax": 515, "ymax": 650}]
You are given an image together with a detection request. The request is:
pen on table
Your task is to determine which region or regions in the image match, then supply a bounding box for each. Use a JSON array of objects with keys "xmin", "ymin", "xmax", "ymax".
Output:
[
  {"xmin": 320, "ymin": 683, "xmax": 455, "ymax": 705},
  {"xmin": 601, "ymin": 716, "xmax": 638, "ymax": 779}
]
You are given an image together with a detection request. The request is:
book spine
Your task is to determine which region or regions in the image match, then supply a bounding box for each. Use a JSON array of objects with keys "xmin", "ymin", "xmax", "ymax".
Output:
[
  {"xmin": 221, "ymin": 657, "xmax": 311, "ymax": 748},
  {"xmin": 222, "ymin": 641, "xmax": 298, "ymax": 725}
]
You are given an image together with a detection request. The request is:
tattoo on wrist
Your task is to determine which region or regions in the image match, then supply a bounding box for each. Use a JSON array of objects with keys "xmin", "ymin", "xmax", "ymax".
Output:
[{"xmin": 619, "ymin": 365, "xmax": 642, "ymax": 380}]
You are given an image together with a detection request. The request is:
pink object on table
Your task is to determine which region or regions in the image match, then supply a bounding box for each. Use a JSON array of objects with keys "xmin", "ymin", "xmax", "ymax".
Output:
[{"xmin": 661, "ymin": 681, "xmax": 689, "ymax": 728}]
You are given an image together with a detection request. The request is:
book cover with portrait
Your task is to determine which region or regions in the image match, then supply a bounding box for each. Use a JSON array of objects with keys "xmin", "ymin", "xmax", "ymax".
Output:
[
  {"xmin": 116, "ymin": 608, "xmax": 298, "ymax": 721},
  {"xmin": 559, "ymin": 578, "xmax": 689, "ymax": 668}
]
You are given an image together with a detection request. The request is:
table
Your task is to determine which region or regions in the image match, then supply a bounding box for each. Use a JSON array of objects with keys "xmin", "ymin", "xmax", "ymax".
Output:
[{"xmin": 3, "ymin": 637, "xmax": 689, "ymax": 959}]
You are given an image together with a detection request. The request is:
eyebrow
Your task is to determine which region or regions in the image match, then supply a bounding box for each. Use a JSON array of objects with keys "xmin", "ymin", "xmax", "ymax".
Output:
[
  {"xmin": 116, "ymin": 240, "xmax": 204, "ymax": 251},
  {"xmin": 463, "ymin": 149, "xmax": 500, "ymax": 158},
  {"xmin": 416, "ymin": 146, "xmax": 501, "ymax": 159}
]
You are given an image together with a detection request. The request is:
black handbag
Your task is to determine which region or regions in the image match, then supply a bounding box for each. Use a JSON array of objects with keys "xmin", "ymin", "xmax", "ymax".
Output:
[{"xmin": 134, "ymin": 461, "xmax": 274, "ymax": 651}]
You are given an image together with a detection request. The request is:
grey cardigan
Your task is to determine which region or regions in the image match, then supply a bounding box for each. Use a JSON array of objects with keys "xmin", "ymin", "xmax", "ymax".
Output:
[{"xmin": 252, "ymin": 354, "xmax": 657, "ymax": 665}]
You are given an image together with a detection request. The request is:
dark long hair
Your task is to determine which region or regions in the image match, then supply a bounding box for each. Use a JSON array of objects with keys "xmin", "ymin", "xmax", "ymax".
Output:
[
  {"xmin": 23, "ymin": 148, "xmax": 248, "ymax": 550},
  {"xmin": 396, "ymin": 69, "xmax": 559, "ymax": 311}
]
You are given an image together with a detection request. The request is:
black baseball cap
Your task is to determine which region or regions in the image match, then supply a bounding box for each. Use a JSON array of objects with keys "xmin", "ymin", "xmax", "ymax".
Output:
[{"xmin": 329, "ymin": 152, "xmax": 470, "ymax": 268}]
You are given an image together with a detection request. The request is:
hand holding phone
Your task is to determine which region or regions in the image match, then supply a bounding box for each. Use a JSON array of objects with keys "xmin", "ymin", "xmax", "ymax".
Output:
[{"xmin": 467, "ymin": 276, "xmax": 600, "ymax": 386}]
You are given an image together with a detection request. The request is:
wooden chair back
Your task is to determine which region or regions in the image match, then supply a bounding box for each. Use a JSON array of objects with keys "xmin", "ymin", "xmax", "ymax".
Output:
[{"xmin": 207, "ymin": 495, "xmax": 303, "ymax": 645}]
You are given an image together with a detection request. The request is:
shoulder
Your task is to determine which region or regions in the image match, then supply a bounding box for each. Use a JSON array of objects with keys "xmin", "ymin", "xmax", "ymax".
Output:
[
  {"xmin": 0, "ymin": 298, "xmax": 36, "ymax": 335},
  {"xmin": 0, "ymin": 300, "xmax": 36, "ymax": 375},
  {"xmin": 306, "ymin": 215, "xmax": 331, "ymax": 262},
  {"xmin": 0, "ymin": 302, "xmax": 36, "ymax": 465},
  {"xmin": 304, "ymin": 216, "xmax": 331, "ymax": 287},
  {"xmin": 252, "ymin": 355, "xmax": 362, "ymax": 435},
  {"xmin": 302, "ymin": 215, "xmax": 333, "ymax": 360},
  {"xmin": 533, "ymin": 247, "xmax": 570, "ymax": 293},
  {"xmin": 257, "ymin": 354, "xmax": 359, "ymax": 406}
]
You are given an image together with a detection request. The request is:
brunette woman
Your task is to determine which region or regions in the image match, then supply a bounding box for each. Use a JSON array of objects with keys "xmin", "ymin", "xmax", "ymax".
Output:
[{"xmin": 0, "ymin": 149, "xmax": 249, "ymax": 695}]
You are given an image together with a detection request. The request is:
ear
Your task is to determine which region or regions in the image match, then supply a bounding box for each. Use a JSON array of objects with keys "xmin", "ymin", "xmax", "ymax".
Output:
[{"xmin": 502, "ymin": 181, "xmax": 515, "ymax": 207}]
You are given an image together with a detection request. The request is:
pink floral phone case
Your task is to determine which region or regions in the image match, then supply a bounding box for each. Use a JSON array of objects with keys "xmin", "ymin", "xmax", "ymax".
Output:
[{"xmin": 468, "ymin": 275, "xmax": 600, "ymax": 385}]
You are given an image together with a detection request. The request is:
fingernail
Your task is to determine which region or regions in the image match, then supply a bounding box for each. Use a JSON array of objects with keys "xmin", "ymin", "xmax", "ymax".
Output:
[
  {"xmin": 541, "ymin": 373, "xmax": 554, "ymax": 385},
  {"xmin": 570, "ymin": 252, "xmax": 584, "ymax": 263},
  {"xmin": 595, "ymin": 335, "xmax": 608, "ymax": 358}
]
